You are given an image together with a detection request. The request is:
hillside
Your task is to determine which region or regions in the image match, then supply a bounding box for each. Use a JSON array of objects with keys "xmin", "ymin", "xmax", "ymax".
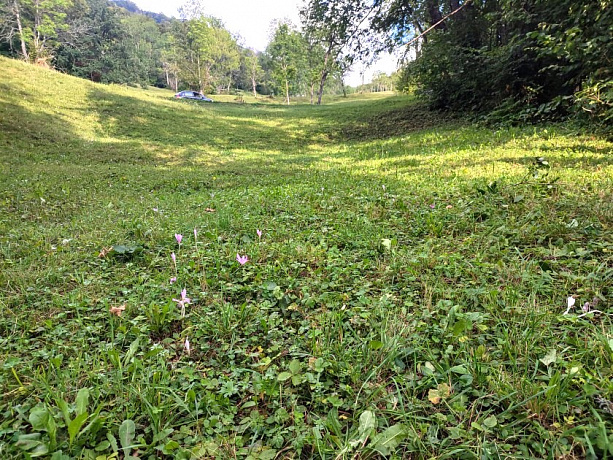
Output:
[{"xmin": 1, "ymin": 57, "xmax": 612, "ymax": 459}]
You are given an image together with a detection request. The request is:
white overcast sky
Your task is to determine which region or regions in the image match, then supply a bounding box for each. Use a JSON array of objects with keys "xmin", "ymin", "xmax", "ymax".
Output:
[{"xmin": 132, "ymin": 0, "xmax": 399, "ymax": 86}]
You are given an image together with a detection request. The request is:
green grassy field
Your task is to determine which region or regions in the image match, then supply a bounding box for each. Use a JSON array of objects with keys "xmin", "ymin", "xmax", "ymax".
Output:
[{"xmin": 1, "ymin": 56, "xmax": 612, "ymax": 459}]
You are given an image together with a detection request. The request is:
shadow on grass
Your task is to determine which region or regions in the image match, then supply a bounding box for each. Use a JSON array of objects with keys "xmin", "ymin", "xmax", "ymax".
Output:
[{"xmin": 337, "ymin": 103, "xmax": 457, "ymax": 141}]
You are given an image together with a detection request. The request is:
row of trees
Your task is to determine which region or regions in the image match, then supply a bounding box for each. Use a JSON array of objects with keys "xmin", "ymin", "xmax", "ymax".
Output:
[{"xmin": 0, "ymin": 0, "xmax": 384, "ymax": 104}]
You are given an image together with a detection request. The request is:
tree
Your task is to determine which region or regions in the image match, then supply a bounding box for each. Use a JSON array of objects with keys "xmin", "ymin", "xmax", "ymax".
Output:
[
  {"xmin": 173, "ymin": 1, "xmax": 240, "ymax": 94},
  {"xmin": 372, "ymin": 0, "xmax": 612, "ymax": 125},
  {"xmin": 265, "ymin": 21, "xmax": 305, "ymax": 105},
  {"xmin": 210, "ymin": 25, "xmax": 239, "ymax": 93},
  {"xmin": 1, "ymin": 0, "xmax": 74, "ymax": 64},
  {"xmin": 0, "ymin": 0, "xmax": 30, "ymax": 59},
  {"xmin": 300, "ymin": 0, "xmax": 374, "ymax": 104},
  {"xmin": 241, "ymin": 48, "xmax": 263, "ymax": 98},
  {"xmin": 54, "ymin": 0, "xmax": 125, "ymax": 82}
]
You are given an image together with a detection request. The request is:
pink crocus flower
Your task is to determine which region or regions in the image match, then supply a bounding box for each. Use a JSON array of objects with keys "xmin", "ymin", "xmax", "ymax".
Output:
[
  {"xmin": 429, "ymin": 204, "xmax": 435, "ymax": 209},
  {"xmin": 184, "ymin": 337, "xmax": 191, "ymax": 355},
  {"xmin": 171, "ymin": 252, "xmax": 176, "ymax": 264},
  {"xmin": 170, "ymin": 277, "xmax": 177, "ymax": 284},
  {"xmin": 175, "ymin": 234, "xmax": 183, "ymax": 244},
  {"xmin": 236, "ymin": 253, "xmax": 248, "ymax": 265},
  {"xmin": 173, "ymin": 288, "xmax": 191, "ymax": 318},
  {"xmin": 194, "ymin": 228, "xmax": 198, "ymax": 240},
  {"xmin": 257, "ymin": 229, "xmax": 262, "ymax": 239}
]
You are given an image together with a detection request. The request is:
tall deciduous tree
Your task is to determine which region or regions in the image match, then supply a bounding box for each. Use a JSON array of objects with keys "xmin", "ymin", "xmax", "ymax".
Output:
[
  {"xmin": 2, "ymin": 0, "xmax": 73, "ymax": 63},
  {"xmin": 265, "ymin": 21, "xmax": 305, "ymax": 105},
  {"xmin": 241, "ymin": 48, "xmax": 263, "ymax": 98},
  {"xmin": 300, "ymin": 0, "xmax": 374, "ymax": 104}
]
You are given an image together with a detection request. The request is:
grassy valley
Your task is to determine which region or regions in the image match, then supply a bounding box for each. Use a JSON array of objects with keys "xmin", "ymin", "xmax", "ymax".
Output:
[{"xmin": 0, "ymin": 57, "xmax": 612, "ymax": 459}]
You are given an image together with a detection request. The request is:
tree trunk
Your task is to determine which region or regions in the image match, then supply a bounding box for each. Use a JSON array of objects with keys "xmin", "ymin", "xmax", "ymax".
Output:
[
  {"xmin": 426, "ymin": 0, "xmax": 445, "ymax": 29},
  {"xmin": 316, "ymin": 69, "xmax": 328, "ymax": 105},
  {"xmin": 285, "ymin": 78, "xmax": 290, "ymax": 105},
  {"xmin": 197, "ymin": 55, "xmax": 203, "ymax": 92},
  {"xmin": 251, "ymin": 75, "xmax": 257, "ymax": 98},
  {"xmin": 12, "ymin": 0, "xmax": 28, "ymax": 60},
  {"xmin": 310, "ymin": 82, "xmax": 314, "ymax": 104},
  {"xmin": 316, "ymin": 47, "xmax": 332, "ymax": 105}
]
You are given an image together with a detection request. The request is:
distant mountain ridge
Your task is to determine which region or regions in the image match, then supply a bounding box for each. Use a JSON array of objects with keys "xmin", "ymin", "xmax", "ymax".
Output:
[{"xmin": 110, "ymin": 0, "xmax": 172, "ymax": 23}]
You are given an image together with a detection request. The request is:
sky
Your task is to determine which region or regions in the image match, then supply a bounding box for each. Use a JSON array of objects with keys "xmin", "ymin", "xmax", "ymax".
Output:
[{"xmin": 131, "ymin": 0, "xmax": 400, "ymax": 86}]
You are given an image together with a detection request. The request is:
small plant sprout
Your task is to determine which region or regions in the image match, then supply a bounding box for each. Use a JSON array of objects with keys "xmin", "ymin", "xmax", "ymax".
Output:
[
  {"xmin": 236, "ymin": 253, "xmax": 248, "ymax": 265},
  {"xmin": 173, "ymin": 288, "xmax": 191, "ymax": 318},
  {"xmin": 257, "ymin": 229, "xmax": 262, "ymax": 239},
  {"xmin": 175, "ymin": 233, "xmax": 183, "ymax": 245},
  {"xmin": 184, "ymin": 337, "xmax": 191, "ymax": 355}
]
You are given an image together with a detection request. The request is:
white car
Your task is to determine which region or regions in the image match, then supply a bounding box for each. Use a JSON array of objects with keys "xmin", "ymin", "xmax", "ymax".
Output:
[{"xmin": 174, "ymin": 91, "xmax": 213, "ymax": 102}]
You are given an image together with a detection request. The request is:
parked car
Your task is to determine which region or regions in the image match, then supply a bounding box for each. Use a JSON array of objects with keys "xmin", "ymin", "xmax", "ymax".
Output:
[{"xmin": 174, "ymin": 91, "xmax": 213, "ymax": 102}]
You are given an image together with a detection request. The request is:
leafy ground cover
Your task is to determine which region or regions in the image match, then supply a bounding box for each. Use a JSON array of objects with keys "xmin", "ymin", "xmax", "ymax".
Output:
[{"xmin": 0, "ymin": 57, "xmax": 612, "ymax": 459}]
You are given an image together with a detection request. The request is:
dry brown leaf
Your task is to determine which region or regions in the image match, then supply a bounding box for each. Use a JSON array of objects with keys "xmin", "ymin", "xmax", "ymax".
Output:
[
  {"xmin": 428, "ymin": 389, "xmax": 442, "ymax": 405},
  {"xmin": 98, "ymin": 247, "xmax": 112, "ymax": 258},
  {"xmin": 109, "ymin": 304, "xmax": 126, "ymax": 316},
  {"xmin": 428, "ymin": 383, "xmax": 451, "ymax": 405}
]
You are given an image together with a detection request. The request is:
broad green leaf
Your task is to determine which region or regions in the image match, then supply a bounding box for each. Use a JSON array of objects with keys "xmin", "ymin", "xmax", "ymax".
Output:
[
  {"xmin": 277, "ymin": 372, "xmax": 292, "ymax": 381},
  {"xmin": 358, "ymin": 410, "xmax": 376, "ymax": 436},
  {"xmin": 50, "ymin": 451, "xmax": 70, "ymax": 460},
  {"xmin": 29, "ymin": 443, "xmax": 50, "ymax": 457},
  {"xmin": 29, "ymin": 407, "xmax": 50, "ymax": 431},
  {"xmin": 326, "ymin": 409, "xmax": 342, "ymax": 437},
  {"xmin": 369, "ymin": 340, "xmax": 383, "ymax": 350},
  {"xmin": 107, "ymin": 431, "xmax": 119, "ymax": 453},
  {"xmin": 449, "ymin": 365, "xmax": 468, "ymax": 374},
  {"xmin": 46, "ymin": 414, "xmax": 57, "ymax": 449},
  {"xmin": 540, "ymin": 349, "xmax": 557, "ymax": 366},
  {"xmin": 76, "ymin": 388, "xmax": 89, "ymax": 416},
  {"xmin": 163, "ymin": 440, "xmax": 180, "ymax": 451},
  {"xmin": 56, "ymin": 398, "xmax": 71, "ymax": 427},
  {"xmin": 263, "ymin": 281, "xmax": 278, "ymax": 291},
  {"xmin": 288, "ymin": 359, "xmax": 301, "ymax": 375},
  {"xmin": 94, "ymin": 440, "xmax": 111, "ymax": 452},
  {"xmin": 124, "ymin": 338, "xmax": 140, "ymax": 365},
  {"xmin": 68, "ymin": 412, "xmax": 89, "ymax": 444},
  {"xmin": 483, "ymin": 415, "xmax": 498, "ymax": 428},
  {"xmin": 16, "ymin": 433, "xmax": 42, "ymax": 450},
  {"xmin": 372, "ymin": 424, "xmax": 406, "ymax": 456},
  {"xmin": 119, "ymin": 419, "xmax": 136, "ymax": 456}
]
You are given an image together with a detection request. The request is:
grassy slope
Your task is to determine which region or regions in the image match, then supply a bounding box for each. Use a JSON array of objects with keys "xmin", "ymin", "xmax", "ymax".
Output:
[{"xmin": 0, "ymin": 56, "xmax": 612, "ymax": 458}]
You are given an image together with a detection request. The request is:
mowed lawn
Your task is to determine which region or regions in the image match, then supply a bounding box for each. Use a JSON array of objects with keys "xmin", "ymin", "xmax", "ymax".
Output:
[{"xmin": 1, "ymin": 56, "xmax": 612, "ymax": 459}]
